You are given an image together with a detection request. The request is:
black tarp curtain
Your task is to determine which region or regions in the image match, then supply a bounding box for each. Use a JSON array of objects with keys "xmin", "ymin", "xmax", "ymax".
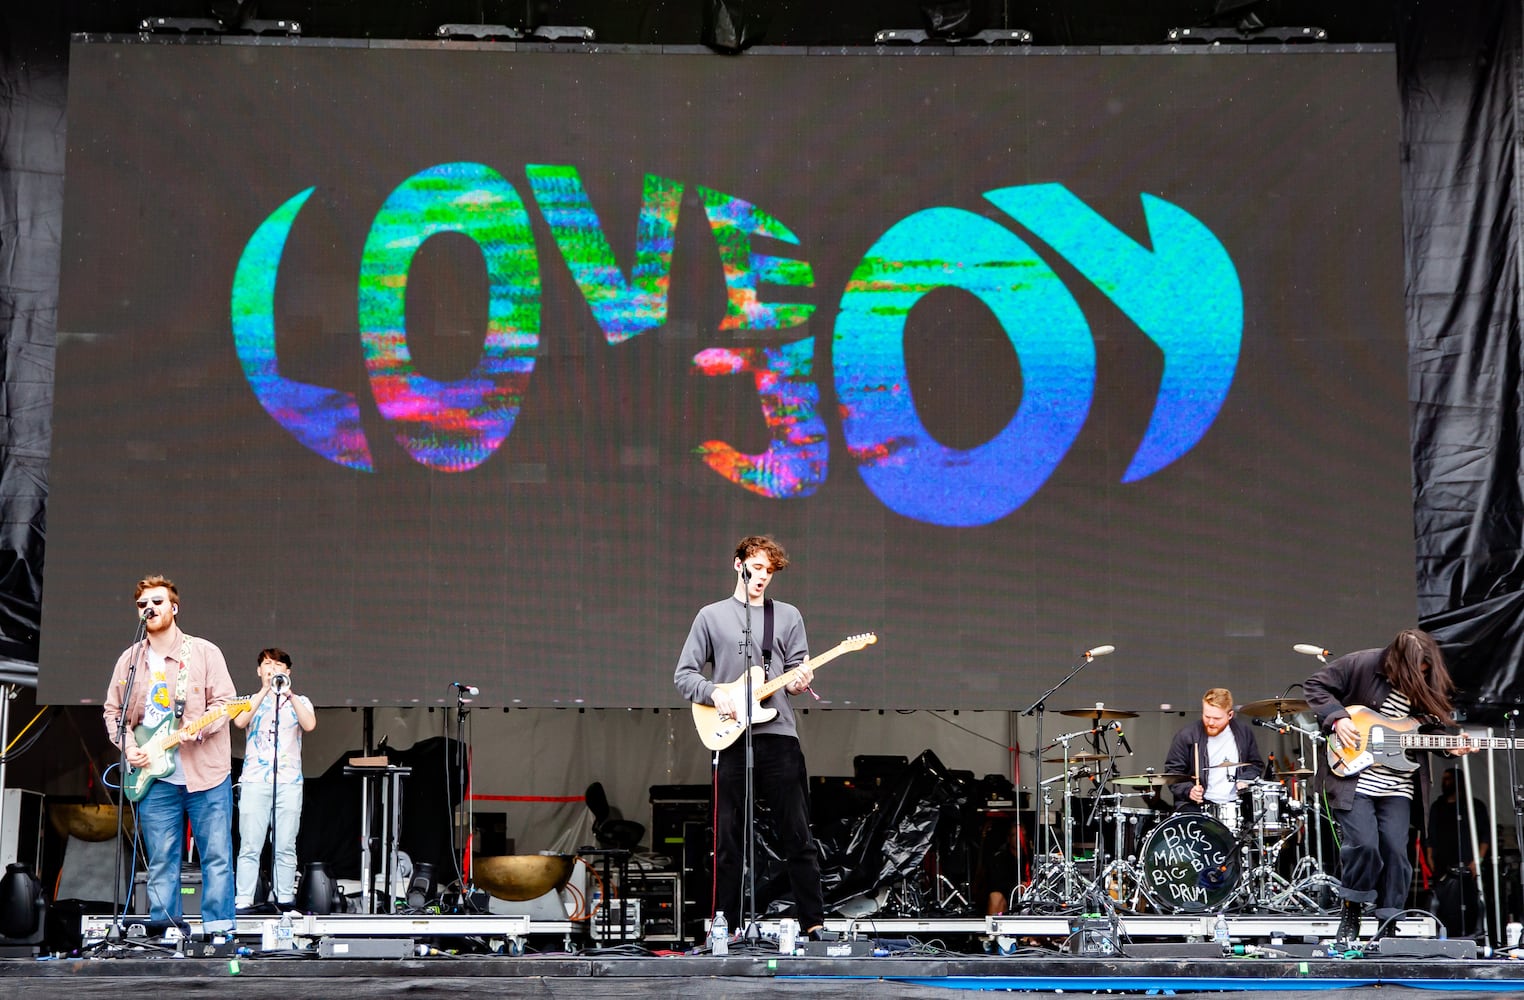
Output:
[{"xmin": 3, "ymin": 2, "xmax": 1524, "ymax": 714}]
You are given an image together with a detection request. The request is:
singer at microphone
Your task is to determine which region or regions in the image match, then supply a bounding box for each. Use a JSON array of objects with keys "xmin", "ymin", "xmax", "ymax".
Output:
[
  {"xmin": 1161, "ymin": 686, "xmax": 1265, "ymax": 814},
  {"xmin": 234, "ymin": 647, "xmax": 317, "ymax": 914}
]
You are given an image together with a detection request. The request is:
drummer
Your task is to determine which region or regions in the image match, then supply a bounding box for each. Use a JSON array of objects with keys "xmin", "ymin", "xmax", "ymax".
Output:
[{"xmin": 1163, "ymin": 688, "xmax": 1265, "ymax": 813}]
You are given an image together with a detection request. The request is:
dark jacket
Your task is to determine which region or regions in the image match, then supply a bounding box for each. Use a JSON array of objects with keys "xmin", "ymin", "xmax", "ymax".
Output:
[
  {"xmin": 1304, "ymin": 646, "xmax": 1433, "ymax": 826},
  {"xmin": 1163, "ymin": 715, "xmax": 1265, "ymax": 809}
]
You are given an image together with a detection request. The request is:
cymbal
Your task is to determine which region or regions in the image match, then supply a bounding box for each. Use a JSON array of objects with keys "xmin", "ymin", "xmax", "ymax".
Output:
[
  {"xmin": 1059, "ymin": 707, "xmax": 1139, "ymax": 720},
  {"xmin": 1239, "ymin": 697, "xmax": 1311, "ymax": 718},
  {"xmin": 1204, "ymin": 760, "xmax": 1247, "ymax": 769},
  {"xmin": 1277, "ymin": 768, "xmax": 1313, "ymax": 777},
  {"xmin": 1043, "ymin": 751, "xmax": 1112, "ymax": 763},
  {"xmin": 1111, "ymin": 772, "xmax": 1189, "ymax": 787}
]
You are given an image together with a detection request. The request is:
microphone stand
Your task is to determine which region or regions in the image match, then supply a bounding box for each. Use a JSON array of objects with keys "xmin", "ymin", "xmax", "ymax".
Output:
[
  {"xmin": 1506, "ymin": 712, "xmax": 1524, "ymax": 939},
  {"xmin": 452, "ymin": 685, "xmax": 475, "ymax": 907},
  {"xmin": 1020, "ymin": 647, "xmax": 1108, "ymax": 908},
  {"xmin": 267, "ymin": 676, "xmax": 285, "ymax": 908},
  {"xmin": 103, "ymin": 614, "xmax": 149, "ymax": 947},
  {"xmin": 738, "ymin": 577, "xmax": 759, "ymax": 942}
]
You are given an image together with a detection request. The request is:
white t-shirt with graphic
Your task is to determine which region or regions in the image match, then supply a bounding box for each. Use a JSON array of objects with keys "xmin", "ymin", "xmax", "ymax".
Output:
[{"xmin": 240, "ymin": 693, "xmax": 312, "ymax": 785}]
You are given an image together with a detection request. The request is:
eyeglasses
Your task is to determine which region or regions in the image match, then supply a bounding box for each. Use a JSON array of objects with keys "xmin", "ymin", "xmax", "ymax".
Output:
[{"xmin": 135, "ymin": 597, "xmax": 168, "ymax": 609}]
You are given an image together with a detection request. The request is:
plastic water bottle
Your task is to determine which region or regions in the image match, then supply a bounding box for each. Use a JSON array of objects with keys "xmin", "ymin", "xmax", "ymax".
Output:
[
  {"xmin": 710, "ymin": 910, "xmax": 729, "ymax": 955},
  {"xmin": 276, "ymin": 912, "xmax": 294, "ymax": 950},
  {"xmin": 1213, "ymin": 911, "xmax": 1230, "ymax": 954}
]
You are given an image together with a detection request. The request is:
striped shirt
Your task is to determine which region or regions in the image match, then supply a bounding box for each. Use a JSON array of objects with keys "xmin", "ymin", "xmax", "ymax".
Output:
[{"xmin": 1356, "ymin": 689, "xmax": 1415, "ymax": 798}]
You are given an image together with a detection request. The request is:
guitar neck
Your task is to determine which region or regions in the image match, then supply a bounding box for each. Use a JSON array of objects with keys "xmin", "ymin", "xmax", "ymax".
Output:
[
  {"xmin": 753, "ymin": 642, "xmax": 853, "ymax": 702},
  {"xmin": 1398, "ymin": 734, "xmax": 1519, "ymax": 752},
  {"xmin": 164, "ymin": 702, "xmax": 241, "ymax": 748}
]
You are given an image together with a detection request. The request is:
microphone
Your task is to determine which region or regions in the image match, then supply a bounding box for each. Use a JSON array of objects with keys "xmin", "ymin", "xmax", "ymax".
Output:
[
  {"xmin": 140, "ymin": 606, "xmax": 153, "ymax": 621},
  {"xmin": 1293, "ymin": 643, "xmax": 1330, "ymax": 657},
  {"xmin": 1084, "ymin": 645, "xmax": 1116, "ymax": 659},
  {"xmin": 451, "ymin": 681, "xmax": 480, "ymax": 696},
  {"xmin": 1114, "ymin": 724, "xmax": 1134, "ymax": 756},
  {"xmin": 741, "ymin": 564, "xmax": 752, "ymax": 582}
]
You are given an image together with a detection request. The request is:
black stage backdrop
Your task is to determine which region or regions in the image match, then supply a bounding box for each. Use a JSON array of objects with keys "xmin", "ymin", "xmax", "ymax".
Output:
[
  {"xmin": 39, "ymin": 41, "xmax": 1414, "ymax": 709},
  {"xmin": 0, "ymin": 3, "xmax": 1520, "ymax": 715}
]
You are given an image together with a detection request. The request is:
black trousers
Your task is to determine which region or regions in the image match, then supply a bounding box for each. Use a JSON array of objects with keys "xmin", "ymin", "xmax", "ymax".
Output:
[
  {"xmin": 1333, "ymin": 793, "xmax": 1413, "ymax": 919},
  {"xmin": 714, "ymin": 733, "xmax": 826, "ymax": 928}
]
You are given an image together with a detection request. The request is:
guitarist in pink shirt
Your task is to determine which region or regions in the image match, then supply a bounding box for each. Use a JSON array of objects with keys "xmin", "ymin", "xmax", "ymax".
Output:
[
  {"xmin": 103, "ymin": 575, "xmax": 238, "ymax": 939},
  {"xmin": 674, "ymin": 535, "xmax": 830, "ymax": 944},
  {"xmin": 1305, "ymin": 628, "xmax": 1472, "ymax": 950}
]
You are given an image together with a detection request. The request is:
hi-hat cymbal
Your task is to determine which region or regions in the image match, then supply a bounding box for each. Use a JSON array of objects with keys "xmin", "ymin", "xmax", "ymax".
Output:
[
  {"xmin": 1204, "ymin": 760, "xmax": 1247, "ymax": 769},
  {"xmin": 1277, "ymin": 767, "xmax": 1314, "ymax": 777},
  {"xmin": 1111, "ymin": 772, "xmax": 1190, "ymax": 787},
  {"xmin": 1239, "ymin": 697, "xmax": 1311, "ymax": 718},
  {"xmin": 1043, "ymin": 751, "xmax": 1112, "ymax": 764},
  {"xmin": 1059, "ymin": 706, "xmax": 1140, "ymax": 720}
]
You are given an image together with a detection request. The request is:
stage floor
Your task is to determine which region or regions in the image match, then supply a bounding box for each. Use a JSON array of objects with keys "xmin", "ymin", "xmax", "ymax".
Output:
[{"xmin": 14, "ymin": 910, "xmax": 1519, "ymax": 998}]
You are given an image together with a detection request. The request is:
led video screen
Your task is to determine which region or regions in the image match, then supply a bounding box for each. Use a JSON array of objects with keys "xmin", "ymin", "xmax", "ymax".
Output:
[{"xmin": 44, "ymin": 40, "xmax": 1412, "ymax": 709}]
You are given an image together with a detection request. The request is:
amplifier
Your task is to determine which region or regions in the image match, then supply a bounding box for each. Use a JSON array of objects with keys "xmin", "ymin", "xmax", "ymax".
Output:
[{"xmin": 131, "ymin": 867, "xmax": 201, "ymax": 916}]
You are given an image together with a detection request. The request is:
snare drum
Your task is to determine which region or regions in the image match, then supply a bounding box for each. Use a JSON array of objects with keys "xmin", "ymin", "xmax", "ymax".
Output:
[
  {"xmin": 1138, "ymin": 812, "xmax": 1240, "ymax": 913},
  {"xmin": 1206, "ymin": 797, "xmax": 1243, "ymax": 833}
]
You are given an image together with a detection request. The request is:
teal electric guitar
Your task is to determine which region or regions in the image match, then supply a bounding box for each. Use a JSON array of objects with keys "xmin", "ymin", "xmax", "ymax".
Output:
[{"xmin": 123, "ymin": 698, "xmax": 251, "ymax": 802}]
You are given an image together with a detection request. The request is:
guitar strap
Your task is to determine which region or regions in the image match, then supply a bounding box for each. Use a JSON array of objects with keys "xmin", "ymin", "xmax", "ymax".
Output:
[
  {"xmin": 762, "ymin": 598, "xmax": 774, "ymax": 675},
  {"xmin": 171, "ymin": 636, "xmax": 192, "ymax": 722}
]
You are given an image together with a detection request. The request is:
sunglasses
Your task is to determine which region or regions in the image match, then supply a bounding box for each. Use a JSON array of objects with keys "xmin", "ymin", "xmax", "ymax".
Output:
[{"xmin": 134, "ymin": 597, "xmax": 169, "ymax": 609}]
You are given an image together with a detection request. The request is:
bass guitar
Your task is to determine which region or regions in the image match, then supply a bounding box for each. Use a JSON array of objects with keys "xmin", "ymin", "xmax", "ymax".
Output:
[
  {"xmin": 1326, "ymin": 704, "xmax": 1518, "ymax": 777},
  {"xmin": 692, "ymin": 633, "xmax": 877, "ymax": 751},
  {"xmin": 123, "ymin": 698, "xmax": 252, "ymax": 802}
]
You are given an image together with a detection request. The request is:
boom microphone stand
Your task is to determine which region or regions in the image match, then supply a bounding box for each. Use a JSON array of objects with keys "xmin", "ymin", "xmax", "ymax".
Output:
[{"xmin": 1019, "ymin": 644, "xmax": 1114, "ymax": 908}]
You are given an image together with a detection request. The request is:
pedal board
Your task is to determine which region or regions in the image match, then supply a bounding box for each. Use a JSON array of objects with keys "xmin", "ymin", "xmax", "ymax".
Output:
[
  {"xmin": 317, "ymin": 937, "xmax": 415, "ymax": 959},
  {"xmin": 802, "ymin": 938, "xmax": 877, "ymax": 957},
  {"xmin": 1365, "ymin": 938, "xmax": 1478, "ymax": 959}
]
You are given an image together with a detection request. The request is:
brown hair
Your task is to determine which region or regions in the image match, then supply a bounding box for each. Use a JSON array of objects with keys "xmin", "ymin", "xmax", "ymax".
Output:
[
  {"xmin": 1382, "ymin": 628, "xmax": 1455, "ymax": 724},
  {"xmin": 134, "ymin": 575, "xmax": 178, "ymax": 603},
  {"xmin": 258, "ymin": 648, "xmax": 293, "ymax": 669},
  {"xmin": 735, "ymin": 535, "xmax": 790, "ymax": 572},
  {"xmin": 1203, "ymin": 688, "xmax": 1234, "ymax": 712}
]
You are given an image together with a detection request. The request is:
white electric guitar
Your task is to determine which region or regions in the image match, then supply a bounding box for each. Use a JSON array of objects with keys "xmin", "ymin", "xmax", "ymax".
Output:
[{"xmin": 691, "ymin": 633, "xmax": 877, "ymax": 751}]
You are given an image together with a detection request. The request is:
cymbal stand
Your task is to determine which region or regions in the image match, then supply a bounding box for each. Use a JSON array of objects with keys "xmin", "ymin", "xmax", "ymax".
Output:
[
  {"xmin": 1275, "ymin": 714, "xmax": 1341, "ymax": 909},
  {"xmin": 1020, "ymin": 728, "xmax": 1098, "ymax": 909}
]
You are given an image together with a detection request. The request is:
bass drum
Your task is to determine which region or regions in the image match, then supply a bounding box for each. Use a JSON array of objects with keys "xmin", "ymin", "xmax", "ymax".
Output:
[{"xmin": 1138, "ymin": 812, "xmax": 1240, "ymax": 913}]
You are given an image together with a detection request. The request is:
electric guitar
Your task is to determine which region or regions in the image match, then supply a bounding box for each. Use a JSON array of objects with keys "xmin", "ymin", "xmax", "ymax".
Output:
[
  {"xmin": 692, "ymin": 633, "xmax": 877, "ymax": 751},
  {"xmin": 123, "ymin": 698, "xmax": 252, "ymax": 802},
  {"xmin": 1326, "ymin": 704, "xmax": 1521, "ymax": 777}
]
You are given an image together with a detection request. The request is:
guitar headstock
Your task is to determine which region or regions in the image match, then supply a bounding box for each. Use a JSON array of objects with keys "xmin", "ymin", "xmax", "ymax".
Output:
[
  {"xmin": 842, "ymin": 632, "xmax": 878, "ymax": 651},
  {"xmin": 227, "ymin": 698, "xmax": 254, "ymax": 720}
]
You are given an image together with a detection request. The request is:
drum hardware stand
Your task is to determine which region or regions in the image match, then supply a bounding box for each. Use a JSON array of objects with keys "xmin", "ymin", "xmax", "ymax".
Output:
[
  {"xmin": 1089, "ymin": 791, "xmax": 1145, "ymax": 912},
  {"xmin": 1020, "ymin": 731, "xmax": 1092, "ymax": 909}
]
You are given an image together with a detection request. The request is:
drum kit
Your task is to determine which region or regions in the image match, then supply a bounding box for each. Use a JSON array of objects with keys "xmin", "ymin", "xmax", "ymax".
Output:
[{"xmin": 1017, "ymin": 696, "xmax": 1342, "ymax": 915}]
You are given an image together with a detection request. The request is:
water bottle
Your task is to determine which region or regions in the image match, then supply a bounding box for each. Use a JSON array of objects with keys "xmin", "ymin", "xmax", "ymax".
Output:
[
  {"xmin": 276, "ymin": 911, "xmax": 294, "ymax": 951},
  {"xmin": 1213, "ymin": 911, "xmax": 1230, "ymax": 954},
  {"xmin": 778, "ymin": 917, "xmax": 798, "ymax": 955},
  {"xmin": 710, "ymin": 910, "xmax": 729, "ymax": 955}
]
